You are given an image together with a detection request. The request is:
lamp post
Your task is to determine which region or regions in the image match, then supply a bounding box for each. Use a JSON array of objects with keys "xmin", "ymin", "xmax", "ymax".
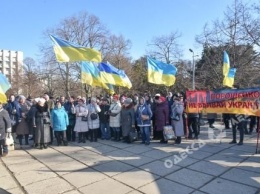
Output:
[{"xmin": 189, "ymin": 49, "xmax": 195, "ymax": 90}]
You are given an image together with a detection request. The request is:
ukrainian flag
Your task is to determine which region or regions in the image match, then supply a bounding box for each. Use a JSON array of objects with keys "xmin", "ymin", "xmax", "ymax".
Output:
[
  {"xmin": 50, "ymin": 35, "xmax": 102, "ymax": 63},
  {"xmin": 99, "ymin": 62, "xmax": 132, "ymax": 89},
  {"xmin": 223, "ymin": 68, "xmax": 236, "ymax": 88},
  {"xmin": 223, "ymin": 51, "xmax": 230, "ymax": 77},
  {"xmin": 0, "ymin": 73, "xmax": 11, "ymax": 103},
  {"xmin": 81, "ymin": 61, "xmax": 108, "ymax": 89},
  {"xmin": 147, "ymin": 57, "xmax": 177, "ymax": 86}
]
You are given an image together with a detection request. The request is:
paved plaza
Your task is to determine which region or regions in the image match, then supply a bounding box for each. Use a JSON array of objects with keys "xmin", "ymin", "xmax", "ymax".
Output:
[{"xmin": 0, "ymin": 123, "xmax": 260, "ymax": 194}]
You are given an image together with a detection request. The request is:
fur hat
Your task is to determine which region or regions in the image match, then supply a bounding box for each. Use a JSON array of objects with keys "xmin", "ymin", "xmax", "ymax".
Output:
[
  {"xmin": 91, "ymin": 97, "xmax": 97, "ymax": 102},
  {"xmin": 124, "ymin": 98, "xmax": 133, "ymax": 105}
]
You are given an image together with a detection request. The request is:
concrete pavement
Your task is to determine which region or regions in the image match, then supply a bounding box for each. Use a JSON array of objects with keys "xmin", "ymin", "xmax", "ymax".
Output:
[{"xmin": 0, "ymin": 123, "xmax": 260, "ymax": 194}]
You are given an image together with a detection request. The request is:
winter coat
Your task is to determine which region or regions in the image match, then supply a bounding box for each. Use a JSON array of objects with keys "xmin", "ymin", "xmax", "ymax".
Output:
[
  {"xmin": 5, "ymin": 100, "xmax": 20, "ymax": 124},
  {"xmin": 51, "ymin": 107, "xmax": 69, "ymax": 131},
  {"xmin": 87, "ymin": 103, "xmax": 101, "ymax": 130},
  {"xmin": 109, "ymin": 102, "xmax": 121, "ymax": 128},
  {"xmin": 154, "ymin": 100, "xmax": 169, "ymax": 131},
  {"xmin": 207, "ymin": 113, "xmax": 217, "ymax": 120},
  {"xmin": 72, "ymin": 104, "xmax": 89, "ymax": 132},
  {"xmin": 136, "ymin": 102, "xmax": 152, "ymax": 127},
  {"xmin": 64, "ymin": 102, "xmax": 76, "ymax": 126},
  {"xmin": 16, "ymin": 103, "xmax": 30, "ymax": 135},
  {"xmin": 99, "ymin": 104, "xmax": 110, "ymax": 124},
  {"xmin": 171, "ymin": 101, "xmax": 184, "ymax": 137},
  {"xmin": 121, "ymin": 104, "xmax": 135, "ymax": 137},
  {"xmin": 33, "ymin": 104, "xmax": 51, "ymax": 144},
  {"xmin": 0, "ymin": 108, "xmax": 11, "ymax": 140}
]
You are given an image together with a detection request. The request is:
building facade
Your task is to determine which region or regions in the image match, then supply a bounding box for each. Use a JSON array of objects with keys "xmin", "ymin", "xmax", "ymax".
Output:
[{"xmin": 0, "ymin": 49, "xmax": 23, "ymax": 83}]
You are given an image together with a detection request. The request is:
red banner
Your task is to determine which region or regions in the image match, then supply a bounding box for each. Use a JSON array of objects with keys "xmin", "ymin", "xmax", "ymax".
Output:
[{"xmin": 186, "ymin": 88, "xmax": 260, "ymax": 116}]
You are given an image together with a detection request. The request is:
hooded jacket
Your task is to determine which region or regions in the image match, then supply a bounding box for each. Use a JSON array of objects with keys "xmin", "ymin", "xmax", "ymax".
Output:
[{"xmin": 136, "ymin": 97, "xmax": 153, "ymax": 126}]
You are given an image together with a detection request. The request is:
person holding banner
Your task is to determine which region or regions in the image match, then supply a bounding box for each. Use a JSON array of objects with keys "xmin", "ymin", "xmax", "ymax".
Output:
[
  {"xmin": 187, "ymin": 112, "xmax": 199, "ymax": 139},
  {"xmin": 229, "ymin": 114, "xmax": 246, "ymax": 145}
]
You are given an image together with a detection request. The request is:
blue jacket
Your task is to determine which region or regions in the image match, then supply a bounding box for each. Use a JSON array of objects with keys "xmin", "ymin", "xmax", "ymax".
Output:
[
  {"xmin": 136, "ymin": 103, "xmax": 153, "ymax": 126},
  {"xmin": 51, "ymin": 107, "xmax": 69, "ymax": 131}
]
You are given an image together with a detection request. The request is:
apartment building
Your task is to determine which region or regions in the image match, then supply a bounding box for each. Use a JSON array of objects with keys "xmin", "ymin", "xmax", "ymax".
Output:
[{"xmin": 0, "ymin": 49, "xmax": 23, "ymax": 83}]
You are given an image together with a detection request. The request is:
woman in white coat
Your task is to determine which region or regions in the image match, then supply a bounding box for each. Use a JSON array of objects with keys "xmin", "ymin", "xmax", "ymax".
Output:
[
  {"xmin": 72, "ymin": 98, "xmax": 88, "ymax": 143},
  {"xmin": 87, "ymin": 97, "xmax": 101, "ymax": 142}
]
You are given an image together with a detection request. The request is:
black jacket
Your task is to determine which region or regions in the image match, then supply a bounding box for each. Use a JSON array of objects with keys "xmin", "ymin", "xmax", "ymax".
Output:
[{"xmin": 0, "ymin": 108, "xmax": 11, "ymax": 140}]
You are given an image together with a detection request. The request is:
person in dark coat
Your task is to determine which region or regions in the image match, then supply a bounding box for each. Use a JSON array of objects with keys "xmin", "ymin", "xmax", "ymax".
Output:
[
  {"xmin": 16, "ymin": 96, "xmax": 30, "ymax": 146},
  {"xmin": 0, "ymin": 102, "xmax": 12, "ymax": 157},
  {"xmin": 26, "ymin": 99, "xmax": 37, "ymax": 143},
  {"xmin": 33, "ymin": 98, "xmax": 51, "ymax": 149},
  {"xmin": 99, "ymin": 98, "xmax": 110, "ymax": 140},
  {"xmin": 64, "ymin": 97, "xmax": 76, "ymax": 142},
  {"xmin": 154, "ymin": 96, "xmax": 169, "ymax": 143},
  {"xmin": 5, "ymin": 94, "xmax": 20, "ymax": 133},
  {"xmin": 121, "ymin": 98, "xmax": 135, "ymax": 143}
]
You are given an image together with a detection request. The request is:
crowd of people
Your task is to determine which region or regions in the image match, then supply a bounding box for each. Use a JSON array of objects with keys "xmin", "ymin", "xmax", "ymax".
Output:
[{"xmin": 0, "ymin": 91, "xmax": 259, "ymax": 157}]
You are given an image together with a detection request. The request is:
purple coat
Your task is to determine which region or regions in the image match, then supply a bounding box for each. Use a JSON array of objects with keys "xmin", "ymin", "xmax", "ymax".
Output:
[{"xmin": 154, "ymin": 101, "xmax": 169, "ymax": 131}]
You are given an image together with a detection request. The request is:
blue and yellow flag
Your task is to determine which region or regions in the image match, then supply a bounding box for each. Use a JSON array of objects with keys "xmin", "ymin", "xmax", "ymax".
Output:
[
  {"xmin": 50, "ymin": 35, "xmax": 102, "ymax": 63},
  {"xmin": 0, "ymin": 73, "xmax": 11, "ymax": 103},
  {"xmin": 223, "ymin": 51, "xmax": 230, "ymax": 77},
  {"xmin": 147, "ymin": 57, "xmax": 177, "ymax": 86},
  {"xmin": 81, "ymin": 61, "xmax": 108, "ymax": 89},
  {"xmin": 99, "ymin": 62, "xmax": 132, "ymax": 89},
  {"xmin": 223, "ymin": 68, "xmax": 236, "ymax": 88}
]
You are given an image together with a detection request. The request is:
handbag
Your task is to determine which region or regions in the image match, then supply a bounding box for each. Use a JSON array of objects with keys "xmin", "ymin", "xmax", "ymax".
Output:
[
  {"xmin": 90, "ymin": 113, "xmax": 98, "ymax": 120},
  {"xmin": 81, "ymin": 116, "xmax": 88, "ymax": 122},
  {"xmin": 129, "ymin": 128, "xmax": 138, "ymax": 142},
  {"xmin": 5, "ymin": 133, "xmax": 14, "ymax": 151},
  {"xmin": 43, "ymin": 117, "xmax": 50, "ymax": 124},
  {"xmin": 163, "ymin": 125, "xmax": 175, "ymax": 140}
]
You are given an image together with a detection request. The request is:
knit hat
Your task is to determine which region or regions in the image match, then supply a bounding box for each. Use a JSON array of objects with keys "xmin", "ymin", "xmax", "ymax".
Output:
[{"xmin": 113, "ymin": 94, "xmax": 119, "ymax": 100}]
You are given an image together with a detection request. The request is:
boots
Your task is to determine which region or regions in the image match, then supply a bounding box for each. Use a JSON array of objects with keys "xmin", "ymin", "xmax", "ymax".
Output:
[
  {"xmin": 78, "ymin": 133, "xmax": 82, "ymax": 143},
  {"xmin": 238, "ymin": 128, "xmax": 244, "ymax": 145},
  {"xmin": 229, "ymin": 126, "xmax": 237, "ymax": 144},
  {"xmin": 25, "ymin": 134, "xmax": 29, "ymax": 145},
  {"xmin": 116, "ymin": 131, "xmax": 120, "ymax": 141}
]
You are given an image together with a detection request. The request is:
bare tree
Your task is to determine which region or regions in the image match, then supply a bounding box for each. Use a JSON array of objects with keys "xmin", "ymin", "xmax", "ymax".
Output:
[
  {"xmin": 40, "ymin": 11, "xmax": 110, "ymax": 97},
  {"xmin": 195, "ymin": 0, "xmax": 260, "ymax": 89},
  {"xmin": 147, "ymin": 31, "xmax": 183, "ymax": 64}
]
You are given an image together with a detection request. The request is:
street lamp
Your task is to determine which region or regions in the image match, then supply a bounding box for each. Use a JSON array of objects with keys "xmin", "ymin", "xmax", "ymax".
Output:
[{"xmin": 189, "ymin": 49, "xmax": 195, "ymax": 90}]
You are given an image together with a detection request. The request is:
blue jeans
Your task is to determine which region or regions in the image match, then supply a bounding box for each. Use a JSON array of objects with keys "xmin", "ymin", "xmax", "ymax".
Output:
[
  {"xmin": 140, "ymin": 126, "xmax": 150, "ymax": 143},
  {"xmin": 100, "ymin": 123, "xmax": 110, "ymax": 139}
]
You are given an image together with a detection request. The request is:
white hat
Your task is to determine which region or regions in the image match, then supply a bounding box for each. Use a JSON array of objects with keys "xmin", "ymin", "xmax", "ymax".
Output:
[
  {"xmin": 38, "ymin": 98, "xmax": 46, "ymax": 104},
  {"xmin": 155, "ymin": 93, "xmax": 161, "ymax": 97}
]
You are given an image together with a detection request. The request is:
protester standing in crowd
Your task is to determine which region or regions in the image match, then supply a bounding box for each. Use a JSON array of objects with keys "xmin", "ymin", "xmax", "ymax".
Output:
[
  {"xmin": 72, "ymin": 98, "xmax": 88, "ymax": 143},
  {"xmin": 87, "ymin": 97, "xmax": 101, "ymax": 142},
  {"xmin": 229, "ymin": 114, "xmax": 246, "ymax": 145},
  {"xmin": 108, "ymin": 94, "xmax": 122, "ymax": 141},
  {"xmin": 136, "ymin": 97, "xmax": 153, "ymax": 145},
  {"xmin": 5, "ymin": 94, "xmax": 20, "ymax": 133},
  {"xmin": 64, "ymin": 97, "xmax": 76, "ymax": 142},
  {"xmin": 187, "ymin": 112, "xmax": 199, "ymax": 139},
  {"xmin": 33, "ymin": 98, "xmax": 51, "ymax": 149},
  {"xmin": 26, "ymin": 99, "xmax": 38, "ymax": 143},
  {"xmin": 43, "ymin": 93, "xmax": 55, "ymax": 145},
  {"xmin": 120, "ymin": 98, "xmax": 135, "ymax": 143},
  {"xmin": 154, "ymin": 95, "xmax": 169, "ymax": 143},
  {"xmin": 222, "ymin": 113, "xmax": 231, "ymax": 129},
  {"xmin": 51, "ymin": 101, "xmax": 69, "ymax": 146},
  {"xmin": 99, "ymin": 98, "xmax": 110, "ymax": 140},
  {"xmin": 171, "ymin": 94, "xmax": 184, "ymax": 144},
  {"xmin": 207, "ymin": 113, "xmax": 217, "ymax": 128},
  {"xmin": 0, "ymin": 102, "xmax": 11, "ymax": 157},
  {"xmin": 16, "ymin": 96, "xmax": 30, "ymax": 146}
]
